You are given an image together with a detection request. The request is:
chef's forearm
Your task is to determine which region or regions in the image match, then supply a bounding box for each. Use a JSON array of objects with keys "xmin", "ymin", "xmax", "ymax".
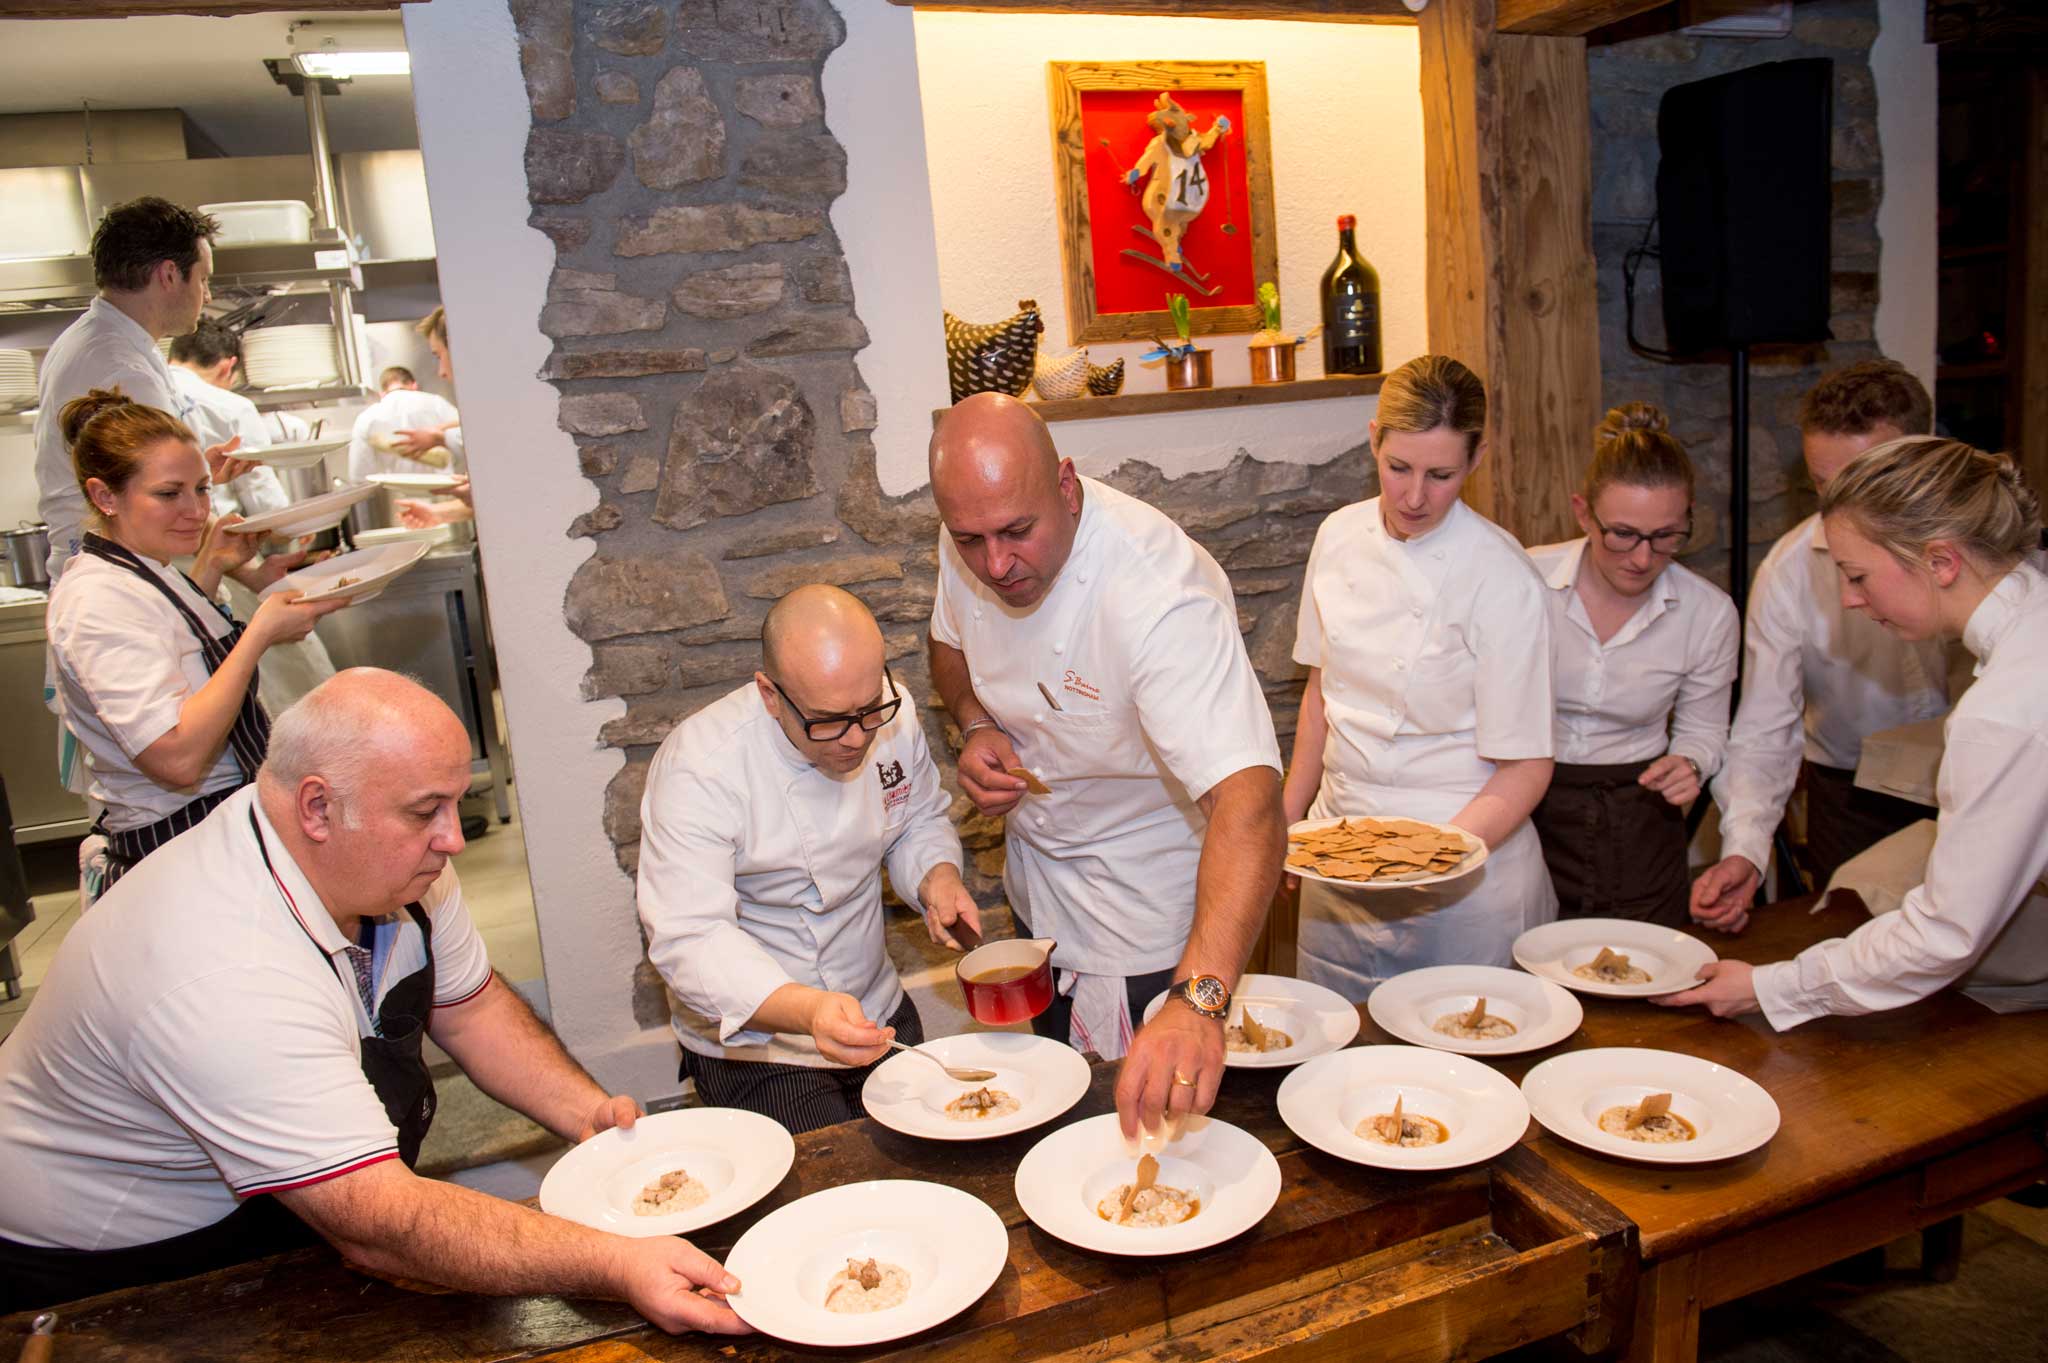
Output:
[
  {"xmin": 135, "ymin": 641, "xmax": 269, "ymax": 788},
  {"xmin": 928, "ymin": 638, "xmax": 991, "ymax": 730},
  {"xmin": 1282, "ymin": 669, "xmax": 1328, "ymax": 823},
  {"xmin": 1452, "ymin": 757, "xmax": 1553, "ymax": 848},
  {"xmin": 429, "ymin": 973, "xmax": 609, "ymax": 1142},
  {"xmin": 1182, "ymin": 766, "xmax": 1285, "ymax": 987},
  {"xmin": 746, "ymin": 982, "xmax": 830, "ymax": 1034}
]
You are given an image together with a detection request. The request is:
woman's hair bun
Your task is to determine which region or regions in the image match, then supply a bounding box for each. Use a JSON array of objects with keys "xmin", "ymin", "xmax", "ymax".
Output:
[
  {"xmin": 58, "ymin": 387, "xmax": 136, "ymax": 447},
  {"xmin": 1599, "ymin": 401, "xmax": 1669, "ymax": 438}
]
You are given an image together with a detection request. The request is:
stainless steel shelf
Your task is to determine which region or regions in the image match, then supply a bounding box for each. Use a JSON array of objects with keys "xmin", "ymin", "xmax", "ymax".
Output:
[
  {"xmin": 0, "ymin": 381, "xmax": 372, "ymax": 432},
  {"xmin": 0, "ymin": 241, "xmax": 362, "ymax": 311}
]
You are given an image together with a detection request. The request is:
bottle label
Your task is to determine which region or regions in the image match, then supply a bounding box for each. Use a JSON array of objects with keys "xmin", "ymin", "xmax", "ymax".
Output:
[{"xmin": 1330, "ymin": 295, "xmax": 1378, "ymax": 346}]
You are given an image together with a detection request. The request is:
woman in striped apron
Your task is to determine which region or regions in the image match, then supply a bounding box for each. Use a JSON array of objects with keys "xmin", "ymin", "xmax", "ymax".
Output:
[{"xmin": 45, "ymin": 389, "xmax": 346, "ymax": 893}]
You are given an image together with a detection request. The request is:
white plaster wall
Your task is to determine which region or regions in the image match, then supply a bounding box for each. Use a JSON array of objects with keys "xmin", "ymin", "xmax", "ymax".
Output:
[
  {"xmin": 825, "ymin": 4, "xmax": 954, "ymax": 499},
  {"xmin": 1871, "ymin": 0, "xmax": 1939, "ymax": 393},
  {"xmin": 403, "ymin": 0, "xmax": 672, "ymax": 1096},
  {"xmin": 905, "ymin": 10, "xmax": 1428, "ymax": 489}
]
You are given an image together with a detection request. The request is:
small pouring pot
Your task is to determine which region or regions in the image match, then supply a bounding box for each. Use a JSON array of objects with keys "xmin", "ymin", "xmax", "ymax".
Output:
[
  {"xmin": 1248, "ymin": 342, "xmax": 1297, "ymax": 385},
  {"xmin": 956, "ymin": 937, "xmax": 1057, "ymax": 1025},
  {"xmin": 1164, "ymin": 348, "xmax": 1214, "ymax": 391}
]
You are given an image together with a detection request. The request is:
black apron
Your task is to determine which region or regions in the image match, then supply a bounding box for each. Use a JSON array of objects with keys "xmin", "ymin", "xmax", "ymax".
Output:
[
  {"xmin": 79, "ymin": 533, "xmax": 270, "ymax": 890},
  {"xmin": 1531, "ymin": 758, "xmax": 1692, "ymax": 928},
  {"xmin": 1802, "ymin": 760, "xmax": 1932, "ymax": 887},
  {"xmin": 0, "ymin": 812, "xmax": 437, "ymax": 1313}
]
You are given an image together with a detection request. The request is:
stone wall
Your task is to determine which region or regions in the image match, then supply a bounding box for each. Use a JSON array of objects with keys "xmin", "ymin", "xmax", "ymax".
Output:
[
  {"xmin": 508, "ymin": 0, "xmax": 1367, "ymax": 1022},
  {"xmin": 1588, "ymin": 0, "xmax": 1887, "ymax": 589}
]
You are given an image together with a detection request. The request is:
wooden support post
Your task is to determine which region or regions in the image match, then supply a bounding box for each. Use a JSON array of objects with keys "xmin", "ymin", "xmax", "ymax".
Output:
[
  {"xmin": 1420, "ymin": 0, "xmax": 1600, "ymax": 545},
  {"xmin": 2021, "ymin": 67, "xmax": 2048, "ymax": 500}
]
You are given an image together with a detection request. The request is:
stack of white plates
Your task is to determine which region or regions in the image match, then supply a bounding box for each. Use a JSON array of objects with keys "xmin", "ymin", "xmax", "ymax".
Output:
[
  {"xmin": 242, "ymin": 324, "xmax": 340, "ymax": 389},
  {"xmin": 0, "ymin": 350, "xmax": 37, "ymax": 408}
]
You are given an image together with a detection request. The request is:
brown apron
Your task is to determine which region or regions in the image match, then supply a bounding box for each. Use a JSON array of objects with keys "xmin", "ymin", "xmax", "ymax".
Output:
[
  {"xmin": 1531, "ymin": 759, "xmax": 1691, "ymax": 928},
  {"xmin": 1802, "ymin": 760, "xmax": 1932, "ymax": 886}
]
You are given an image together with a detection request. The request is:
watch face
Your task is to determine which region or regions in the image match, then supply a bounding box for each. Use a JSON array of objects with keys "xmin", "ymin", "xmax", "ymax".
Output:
[{"xmin": 1187, "ymin": 975, "xmax": 1230, "ymax": 1012}]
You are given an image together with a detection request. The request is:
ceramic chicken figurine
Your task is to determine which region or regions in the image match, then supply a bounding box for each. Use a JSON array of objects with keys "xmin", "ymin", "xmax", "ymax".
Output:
[
  {"xmin": 1086, "ymin": 357, "xmax": 1126, "ymax": 397},
  {"xmin": 943, "ymin": 299, "xmax": 1044, "ymax": 405},
  {"xmin": 1032, "ymin": 346, "xmax": 1091, "ymax": 401}
]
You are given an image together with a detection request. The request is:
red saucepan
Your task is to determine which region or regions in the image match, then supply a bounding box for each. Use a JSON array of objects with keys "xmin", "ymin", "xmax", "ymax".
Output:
[{"xmin": 955, "ymin": 937, "xmax": 1057, "ymax": 1025}]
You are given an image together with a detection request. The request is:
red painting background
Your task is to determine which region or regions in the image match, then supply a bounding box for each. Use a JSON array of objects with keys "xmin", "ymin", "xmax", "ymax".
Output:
[{"xmin": 1078, "ymin": 87, "xmax": 1256, "ymax": 317}]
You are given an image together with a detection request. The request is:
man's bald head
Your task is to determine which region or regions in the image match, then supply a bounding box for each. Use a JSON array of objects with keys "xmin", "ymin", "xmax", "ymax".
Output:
[
  {"xmin": 758, "ymin": 586, "xmax": 891, "ymax": 773},
  {"xmin": 927, "ymin": 392, "xmax": 1083, "ymax": 608},
  {"xmin": 262, "ymin": 667, "xmax": 467, "ymax": 806}
]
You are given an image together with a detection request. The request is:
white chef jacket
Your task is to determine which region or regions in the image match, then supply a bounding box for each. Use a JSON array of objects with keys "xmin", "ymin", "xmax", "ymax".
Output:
[
  {"xmin": 1754, "ymin": 562, "xmax": 2048, "ymax": 1028},
  {"xmin": 347, "ymin": 388, "xmax": 464, "ymax": 482},
  {"xmin": 1528, "ymin": 538, "xmax": 1739, "ymax": 773},
  {"xmin": 32, "ymin": 298, "xmax": 196, "ymax": 579},
  {"xmin": 0, "ymin": 785, "xmax": 492, "ymax": 1250},
  {"xmin": 1711, "ymin": 514, "xmax": 1951, "ymax": 874},
  {"xmin": 637, "ymin": 680, "xmax": 962, "ymax": 1067},
  {"xmin": 166, "ymin": 365, "xmax": 291, "ymax": 520},
  {"xmin": 930, "ymin": 477, "xmax": 1282, "ymax": 976},
  {"xmin": 45, "ymin": 548, "xmax": 246, "ymax": 832},
  {"xmin": 1292, "ymin": 498, "xmax": 1558, "ymax": 993}
]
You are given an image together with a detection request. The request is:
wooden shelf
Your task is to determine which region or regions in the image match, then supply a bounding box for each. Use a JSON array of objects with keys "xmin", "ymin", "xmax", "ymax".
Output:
[
  {"xmin": 1937, "ymin": 362, "xmax": 2009, "ymax": 381},
  {"xmin": 935, "ymin": 373, "xmax": 1384, "ymax": 426}
]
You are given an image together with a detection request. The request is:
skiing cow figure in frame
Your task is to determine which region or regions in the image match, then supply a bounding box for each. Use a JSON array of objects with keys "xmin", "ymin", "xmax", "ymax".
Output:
[{"xmin": 1124, "ymin": 93, "xmax": 1231, "ymax": 275}]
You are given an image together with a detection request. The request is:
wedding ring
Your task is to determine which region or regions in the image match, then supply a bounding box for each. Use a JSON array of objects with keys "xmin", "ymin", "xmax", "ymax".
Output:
[{"xmin": 1172, "ymin": 1072, "xmax": 1197, "ymax": 1087}]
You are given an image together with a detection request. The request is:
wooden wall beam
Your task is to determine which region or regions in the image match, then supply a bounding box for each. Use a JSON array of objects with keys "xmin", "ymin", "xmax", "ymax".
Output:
[
  {"xmin": 894, "ymin": 0, "xmax": 1415, "ymax": 23},
  {"xmin": 0, "ymin": 0, "xmax": 410, "ymax": 15},
  {"xmin": 1497, "ymin": 0, "xmax": 1672, "ymax": 35},
  {"xmin": 2022, "ymin": 67, "xmax": 2048, "ymax": 499}
]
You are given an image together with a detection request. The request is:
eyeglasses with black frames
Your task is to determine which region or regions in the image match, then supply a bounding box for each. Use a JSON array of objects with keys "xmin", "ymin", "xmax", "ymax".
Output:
[
  {"xmin": 1588, "ymin": 508, "xmax": 1692, "ymax": 556},
  {"xmin": 771, "ymin": 667, "xmax": 903, "ymax": 742}
]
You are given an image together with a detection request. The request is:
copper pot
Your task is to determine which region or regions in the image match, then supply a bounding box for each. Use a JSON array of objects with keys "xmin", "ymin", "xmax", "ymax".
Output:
[
  {"xmin": 1248, "ymin": 343, "xmax": 1297, "ymax": 385},
  {"xmin": 1164, "ymin": 348, "xmax": 1214, "ymax": 391}
]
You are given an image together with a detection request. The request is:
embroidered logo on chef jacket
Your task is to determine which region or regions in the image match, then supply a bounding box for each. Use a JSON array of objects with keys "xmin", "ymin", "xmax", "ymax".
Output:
[
  {"xmin": 877, "ymin": 759, "xmax": 911, "ymax": 814},
  {"xmin": 1061, "ymin": 669, "xmax": 1103, "ymax": 702}
]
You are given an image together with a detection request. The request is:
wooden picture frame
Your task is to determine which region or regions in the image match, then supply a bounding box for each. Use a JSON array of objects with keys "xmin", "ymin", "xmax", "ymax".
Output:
[{"xmin": 1047, "ymin": 60, "xmax": 1279, "ymax": 346}]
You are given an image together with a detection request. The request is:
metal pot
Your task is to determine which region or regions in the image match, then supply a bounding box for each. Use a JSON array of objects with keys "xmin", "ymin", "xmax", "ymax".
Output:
[
  {"xmin": 2, "ymin": 523, "xmax": 50, "ymax": 589},
  {"xmin": 1248, "ymin": 342, "xmax": 1297, "ymax": 385},
  {"xmin": 1164, "ymin": 348, "xmax": 1214, "ymax": 391}
]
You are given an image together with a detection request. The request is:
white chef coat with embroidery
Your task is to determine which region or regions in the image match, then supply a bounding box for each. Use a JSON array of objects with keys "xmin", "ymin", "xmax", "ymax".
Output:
[
  {"xmin": 0, "ymin": 784, "xmax": 492, "ymax": 1250},
  {"xmin": 1292, "ymin": 498, "xmax": 1558, "ymax": 991},
  {"xmin": 166, "ymin": 365, "xmax": 291, "ymax": 519},
  {"xmin": 1711, "ymin": 513, "xmax": 1951, "ymax": 874},
  {"xmin": 930, "ymin": 477, "xmax": 1281, "ymax": 977},
  {"xmin": 1753, "ymin": 562, "xmax": 2048, "ymax": 1028},
  {"xmin": 33, "ymin": 298, "xmax": 196, "ymax": 579},
  {"xmin": 45, "ymin": 549, "xmax": 245, "ymax": 831},
  {"xmin": 636, "ymin": 680, "xmax": 961, "ymax": 1068},
  {"xmin": 1528, "ymin": 538, "xmax": 1739, "ymax": 772}
]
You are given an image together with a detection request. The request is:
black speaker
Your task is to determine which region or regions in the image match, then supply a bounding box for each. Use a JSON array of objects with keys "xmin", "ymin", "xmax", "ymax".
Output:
[{"xmin": 1656, "ymin": 58, "xmax": 1834, "ymax": 355}]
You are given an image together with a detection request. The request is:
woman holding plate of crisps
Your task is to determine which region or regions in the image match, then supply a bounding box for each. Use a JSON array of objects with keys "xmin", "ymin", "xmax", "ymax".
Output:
[{"xmin": 1281, "ymin": 355, "xmax": 1558, "ymax": 996}]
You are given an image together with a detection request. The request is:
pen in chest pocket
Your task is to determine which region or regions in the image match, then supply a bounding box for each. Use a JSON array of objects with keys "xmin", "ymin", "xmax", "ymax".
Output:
[{"xmin": 1036, "ymin": 681, "xmax": 1063, "ymax": 712}]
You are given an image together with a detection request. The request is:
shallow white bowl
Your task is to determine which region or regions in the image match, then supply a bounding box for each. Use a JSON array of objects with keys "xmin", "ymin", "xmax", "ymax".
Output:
[
  {"xmin": 223, "ymin": 482, "xmax": 376, "ymax": 539},
  {"xmin": 1521, "ymin": 1046, "xmax": 1779, "ymax": 1165},
  {"xmin": 1140, "ymin": 972, "xmax": 1362, "ymax": 1069},
  {"xmin": 1513, "ymin": 918, "xmax": 1718, "ymax": 999},
  {"xmin": 538, "ymin": 1106, "xmax": 796, "ymax": 1237},
  {"xmin": 1277, "ymin": 1045, "xmax": 1529, "ymax": 1172},
  {"xmin": 862, "ymin": 1032, "xmax": 1090, "ymax": 1142},
  {"xmin": 1367, "ymin": 965, "xmax": 1583, "ymax": 1056}
]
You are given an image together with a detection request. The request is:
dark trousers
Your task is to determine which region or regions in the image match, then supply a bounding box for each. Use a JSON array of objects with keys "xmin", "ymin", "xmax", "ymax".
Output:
[
  {"xmin": 680, "ymin": 994, "xmax": 923, "ymax": 1134},
  {"xmin": 1803, "ymin": 761, "xmax": 1932, "ymax": 886},
  {"xmin": 1531, "ymin": 759, "xmax": 1692, "ymax": 928}
]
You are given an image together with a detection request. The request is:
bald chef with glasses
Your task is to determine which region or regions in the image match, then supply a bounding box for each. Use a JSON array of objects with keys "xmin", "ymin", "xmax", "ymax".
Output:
[{"xmin": 635, "ymin": 586, "xmax": 979, "ymax": 1132}]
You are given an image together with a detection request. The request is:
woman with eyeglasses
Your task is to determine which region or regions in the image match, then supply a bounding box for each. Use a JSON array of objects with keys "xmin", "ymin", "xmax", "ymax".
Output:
[{"xmin": 1525, "ymin": 403, "xmax": 1738, "ymax": 926}]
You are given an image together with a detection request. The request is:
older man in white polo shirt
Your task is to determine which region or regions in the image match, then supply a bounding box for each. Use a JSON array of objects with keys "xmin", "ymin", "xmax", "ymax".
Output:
[
  {"xmin": 0, "ymin": 670, "xmax": 744, "ymax": 1333},
  {"xmin": 638, "ymin": 585, "xmax": 978, "ymax": 1132},
  {"xmin": 926, "ymin": 393, "xmax": 1286, "ymax": 1138}
]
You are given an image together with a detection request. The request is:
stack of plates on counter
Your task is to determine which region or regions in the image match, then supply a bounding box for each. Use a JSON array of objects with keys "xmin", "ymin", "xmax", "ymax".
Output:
[
  {"xmin": 242, "ymin": 324, "xmax": 340, "ymax": 389},
  {"xmin": 0, "ymin": 350, "xmax": 36, "ymax": 409}
]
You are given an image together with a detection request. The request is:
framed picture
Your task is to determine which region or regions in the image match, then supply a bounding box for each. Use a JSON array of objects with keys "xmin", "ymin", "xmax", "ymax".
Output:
[{"xmin": 1047, "ymin": 60, "xmax": 1278, "ymax": 346}]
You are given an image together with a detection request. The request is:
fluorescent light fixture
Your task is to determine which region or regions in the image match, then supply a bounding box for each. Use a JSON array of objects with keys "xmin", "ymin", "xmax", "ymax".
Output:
[{"xmin": 288, "ymin": 19, "xmax": 410, "ymax": 80}]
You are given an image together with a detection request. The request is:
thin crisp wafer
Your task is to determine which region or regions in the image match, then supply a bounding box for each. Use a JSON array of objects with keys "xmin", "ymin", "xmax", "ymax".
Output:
[
  {"xmin": 1285, "ymin": 815, "xmax": 1476, "ymax": 886},
  {"xmin": 1006, "ymin": 767, "xmax": 1053, "ymax": 795}
]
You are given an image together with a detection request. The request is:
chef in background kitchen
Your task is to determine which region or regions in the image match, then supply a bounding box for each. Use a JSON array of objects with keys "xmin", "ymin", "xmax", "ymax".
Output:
[
  {"xmin": 390, "ymin": 308, "xmax": 477, "ymax": 529},
  {"xmin": 927, "ymin": 393, "xmax": 1287, "ymax": 1141},
  {"xmin": 168, "ymin": 318, "xmax": 338, "ymax": 713},
  {"xmin": 636, "ymin": 585, "xmax": 978, "ymax": 1132},
  {"xmin": 46, "ymin": 390, "xmax": 343, "ymax": 892},
  {"xmin": 32, "ymin": 198, "xmax": 258, "ymax": 579},
  {"xmin": 346, "ymin": 357, "xmax": 463, "ymax": 483}
]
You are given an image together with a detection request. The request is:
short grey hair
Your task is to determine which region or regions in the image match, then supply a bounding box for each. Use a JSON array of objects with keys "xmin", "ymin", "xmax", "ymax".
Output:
[{"xmin": 259, "ymin": 668, "xmax": 431, "ymax": 822}]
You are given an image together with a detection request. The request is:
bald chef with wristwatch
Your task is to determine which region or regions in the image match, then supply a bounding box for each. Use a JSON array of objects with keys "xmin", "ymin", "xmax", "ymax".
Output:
[{"xmin": 926, "ymin": 393, "xmax": 1287, "ymax": 1139}]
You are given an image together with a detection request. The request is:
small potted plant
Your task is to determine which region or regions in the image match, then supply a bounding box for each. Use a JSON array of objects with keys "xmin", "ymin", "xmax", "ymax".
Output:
[
  {"xmin": 1143, "ymin": 294, "xmax": 1212, "ymax": 391},
  {"xmin": 1247, "ymin": 282, "xmax": 1316, "ymax": 385}
]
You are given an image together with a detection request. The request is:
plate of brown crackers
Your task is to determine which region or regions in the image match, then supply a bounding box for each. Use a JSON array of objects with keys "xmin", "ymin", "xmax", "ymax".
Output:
[{"xmin": 1284, "ymin": 816, "xmax": 1487, "ymax": 890}]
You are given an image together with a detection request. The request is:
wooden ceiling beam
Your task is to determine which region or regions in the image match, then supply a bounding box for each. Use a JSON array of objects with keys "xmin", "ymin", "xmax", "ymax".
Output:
[
  {"xmin": 0, "ymin": 0, "xmax": 410, "ymax": 16},
  {"xmin": 1496, "ymin": 0, "xmax": 1672, "ymax": 35}
]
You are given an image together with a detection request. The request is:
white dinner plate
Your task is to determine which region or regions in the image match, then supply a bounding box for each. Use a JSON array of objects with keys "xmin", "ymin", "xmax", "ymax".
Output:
[
  {"xmin": 367, "ymin": 471, "xmax": 465, "ymax": 493},
  {"xmin": 1521, "ymin": 1047, "xmax": 1780, "ymax": 1164},
  {"xmin": 262, "ymin": 541, "xmax": 430, "ymax": 604},
  {"xmin": 1285, "ymin": 815, "xmax": 1490, "ymax": 890},
  {"xmin": 223, "ymin": 482, "xmax": 376, "ymax": 538},
  {"xmin": 723, "ymin": 1179, "xmax": 1006, "ymax": 1347},
  {"xmin": 246, "ymin": 438, "xmax": 348, "ymax": 471},
  {"xmin": 1140, "ymin": 972, "xmax": 1361, "ymax": 1069},
  {"xmin": 1513, "ymin": 918, "xmax": 1718, "ymax": 999},
  {"xmin": 538, "ymin": 1106, "xmax": 796, "ymax": 1238},
  {"xmin": 1277, "ymin": 1045, "xmax": 1529, "ymax": 1172},
  {"xmin": 352, "ymin": 524, "xmax": 457, "ymax": 549},
  {"xmin": 1014, "ymin": 1113, "xmax": 1281, "ymax": 1257},
  {"xmin": 862, "ymin": 1032, "xmax": 1091, "ymax": 1141},
  {"xmin": 1367, "ymin": 965, "xmax": 1583, "ymax": 1057}
]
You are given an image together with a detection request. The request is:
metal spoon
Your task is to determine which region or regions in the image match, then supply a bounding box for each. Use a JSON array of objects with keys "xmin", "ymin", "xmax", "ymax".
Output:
[{"xmin": 886, "ymin": 1041, "xmax": 996, "ymax": 1083}]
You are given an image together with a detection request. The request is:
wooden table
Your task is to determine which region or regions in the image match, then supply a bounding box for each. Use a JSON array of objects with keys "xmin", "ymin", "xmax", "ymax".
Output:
[{"xmin": 1353, "ymin": 893, "xmax": 2048, "ymax": 1363}]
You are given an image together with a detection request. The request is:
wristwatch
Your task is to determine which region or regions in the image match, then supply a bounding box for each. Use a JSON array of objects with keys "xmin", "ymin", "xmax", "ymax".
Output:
[{"xmin": 1169, "ymin": 974, "xmax": 1231, "ymax": 1021}]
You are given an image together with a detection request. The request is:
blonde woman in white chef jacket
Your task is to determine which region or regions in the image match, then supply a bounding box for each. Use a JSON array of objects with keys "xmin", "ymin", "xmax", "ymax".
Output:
[
  {"xmin": 1661, "ymin": 438, "xmax": 2048, "ymax": 1026},
  {"xmin": 1283, "ymin": 355, "xmax": 1558, "ymax": 995},
  {"xmin": 636, "ymin": 586, "xmax": 980, "ymax": 1133}
]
